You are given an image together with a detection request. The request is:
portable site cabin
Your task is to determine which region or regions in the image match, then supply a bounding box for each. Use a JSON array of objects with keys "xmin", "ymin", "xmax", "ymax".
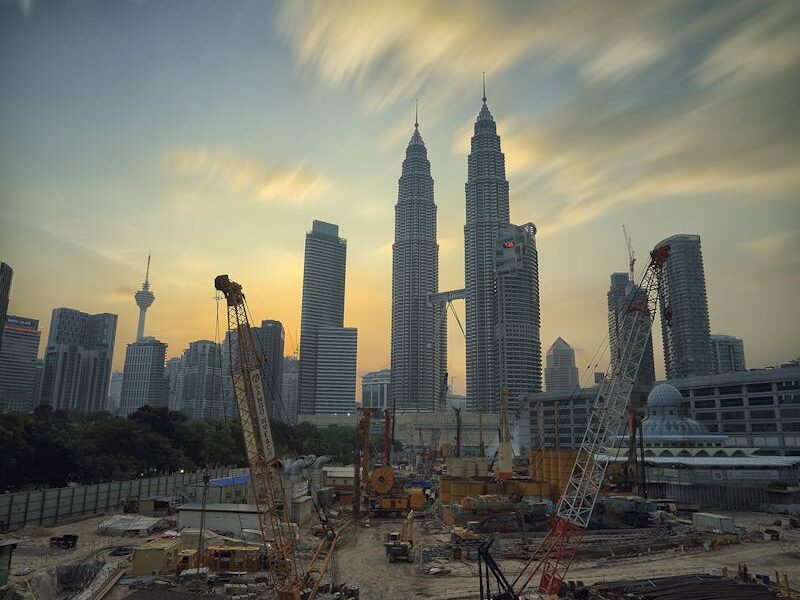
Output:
[{"xmin": 130, "ymin": 538, "xmax": 183, "ymax": 576}]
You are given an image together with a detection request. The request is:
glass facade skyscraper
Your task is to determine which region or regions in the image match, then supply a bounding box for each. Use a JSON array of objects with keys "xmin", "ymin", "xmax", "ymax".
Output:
[
  {"xmin": 390, "ymin": 120, "xmax": 445, "ymax": 412},
  {"xmin": 656, "ymin": 234, "xmax": 714, "ymax": 379}
]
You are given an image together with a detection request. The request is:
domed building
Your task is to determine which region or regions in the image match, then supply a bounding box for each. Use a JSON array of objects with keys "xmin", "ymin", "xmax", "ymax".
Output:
[{"xmin": 628, "ymin": 384, "xmax": 753, "ymax": 457}]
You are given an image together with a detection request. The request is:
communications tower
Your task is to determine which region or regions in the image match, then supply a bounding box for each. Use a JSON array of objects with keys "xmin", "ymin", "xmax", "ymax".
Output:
[{"xmin": 134, "ymin": 253, "xmax": 154, "ymax": 340}]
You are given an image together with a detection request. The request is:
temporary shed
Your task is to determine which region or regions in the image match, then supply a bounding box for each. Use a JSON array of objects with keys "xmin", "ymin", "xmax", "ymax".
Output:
[
  {"xmin": 177, "ymin": 504, "xmax": 260, "ymax": 537},
  {"xmin": 130, "ymin": 538, "xmax": 183, "ymax": 576},
  {"xmin": 97, "ymin": 515, "xmax": 166, "ymax": 537}
]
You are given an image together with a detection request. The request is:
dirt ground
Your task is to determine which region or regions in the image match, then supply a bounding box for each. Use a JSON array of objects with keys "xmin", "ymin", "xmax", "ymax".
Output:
[
  {"xmin": 4, "ymin": 510, "xmax": 799, "ymax": 600},
  {"xmin": 5, "ymin": 516, "xmax": 147, "ymax": 577},
  {"xmin": 335, "ymin": 511, "xmax": 800, "ymax": 600}
]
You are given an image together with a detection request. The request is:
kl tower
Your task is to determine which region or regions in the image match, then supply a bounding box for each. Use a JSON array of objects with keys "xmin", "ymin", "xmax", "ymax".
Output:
[{"xmin": 134, "ymin": 254, "xmax": 154, "ymax": 340}]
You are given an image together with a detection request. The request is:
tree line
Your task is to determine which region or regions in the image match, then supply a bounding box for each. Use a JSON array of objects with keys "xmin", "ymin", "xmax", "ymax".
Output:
[{"xmin": 0, "ymin": 405, "xmax": 359, "ymax": 491}]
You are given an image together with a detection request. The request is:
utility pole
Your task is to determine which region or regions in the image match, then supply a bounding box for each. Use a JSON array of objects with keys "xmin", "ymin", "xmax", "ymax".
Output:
[{"xmin": 197, "ymin": 470, "xmax": 210, "ymax": 569}]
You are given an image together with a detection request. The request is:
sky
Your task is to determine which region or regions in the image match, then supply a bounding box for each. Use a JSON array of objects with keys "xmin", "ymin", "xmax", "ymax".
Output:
[{"xmin": 1, "ymin": 0, "xmax": 798, "ymax": 396}]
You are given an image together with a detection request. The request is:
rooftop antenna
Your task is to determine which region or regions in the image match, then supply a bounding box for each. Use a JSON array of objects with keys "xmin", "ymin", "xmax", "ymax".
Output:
[
  {"xmin": 415, "ymin": 98, "xmax": 419, "ymax": 128},
  {"xmin": 623, "ymin": 225, "xmax": 636, "ymax": 281},
  {"xmin": 482, "ymin": 71, "xmax": 487, "ymax": 103},
  {"xmin": 144, "ymin": 252, "xmax": 151, "ymax": 288}
]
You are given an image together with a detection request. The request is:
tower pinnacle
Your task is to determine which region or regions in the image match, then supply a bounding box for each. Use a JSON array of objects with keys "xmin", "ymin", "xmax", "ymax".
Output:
[
  {"xmin": 134, "ymin": 253, "xmax": 155, "ymax": 341},
  {"xmin": 482, "ymin": 71, "xmax": 486, "ymax": 103},
  {"xmin": 415, "ymin": 98, "xmax": 419, "ymax": 129}
]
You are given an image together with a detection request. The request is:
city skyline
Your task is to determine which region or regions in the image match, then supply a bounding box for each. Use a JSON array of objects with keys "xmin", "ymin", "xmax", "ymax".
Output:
[{"xmin": 2, "ymin": 1, "xmax": 799, "ymax": 395}]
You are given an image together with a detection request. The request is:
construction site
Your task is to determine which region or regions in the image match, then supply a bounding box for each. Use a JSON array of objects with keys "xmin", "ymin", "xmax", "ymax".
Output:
[{"xmin": 2, "ymin": 257, "xmax": 800, "ymax": 600}]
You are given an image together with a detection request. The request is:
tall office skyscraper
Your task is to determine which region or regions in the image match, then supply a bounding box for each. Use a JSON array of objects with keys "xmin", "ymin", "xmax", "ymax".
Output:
[
  {"xmin": 298, "ymin": 220, "xmax": 347, "ymax": 414},
  {"xmin": 120, "ymin": 337, "xmax": 168, "ymax": 415},
  {"xmin": 655, "ymin": 234, "xmax": 714, "ymax": 379},
  {"xmin": 255, "ymin": 319, "xmax": 285, "ymax": 420},
  {"xmin": 134, "ymin": 254, "xmax": 155, "ymax": 341},
  {"xmin": 0, "ymin": 263, "xmax": 13, "ymax": 354},
  {"xmin": 108, "ymin": 371, "xmax": 123, "ymax": 413},
  {"xmin": 164, "ymin": 357, "xmax": 183, "ymax": 411},
  {"xmin": 176, "ymin": 340, "xmax": 223, "ymax": 419},
  {"xmin": 711, "ymin": 334, "xmax": 746, "ymax": 374},
  {"xmin": 464, "ymin": 88, "xmax": 510, "ymax": 413},
  {"xmin": 545, "ymin": 337, "xmax": 579, "ymax": 394},
  {"xmin": 390, "ymin": 115, "xmax": 445, "ymax": 412},
  {"xmin": 40, "ymin": 308, "xmax": 117, "ymax": 412},
  {"xmin": 0, "ymin": 315, "xmax": 41, "ymax": 413},
  {"xmin": 315, "ymin": 326, "xmax": 357, "ymax": 414},
  {"xmin": 608, "ymin": 272, "xmax": 656, "ymax": 405},
  {"xmin": 281, "ymin": 356, "xmax": 299, "ymax": 423},
  {"xmin": 494, "ymin": 223, "xmax": 541, "ymax": 412}
]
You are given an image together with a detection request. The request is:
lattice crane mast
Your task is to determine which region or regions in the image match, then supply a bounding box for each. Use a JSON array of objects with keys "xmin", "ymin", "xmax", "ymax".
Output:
[
  {"xmin": 512, "ymin": 244, "xmax": 670, "ymax": 596},
  {"xmin": 216, "ymin": 275, "xmax": 341, "ymax": 600}
]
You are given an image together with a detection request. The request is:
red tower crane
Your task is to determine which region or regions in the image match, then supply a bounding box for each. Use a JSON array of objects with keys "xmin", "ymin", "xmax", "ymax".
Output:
[{"xmin": 511, "ymin": 244, "xmax": 670, "ymax": 596}]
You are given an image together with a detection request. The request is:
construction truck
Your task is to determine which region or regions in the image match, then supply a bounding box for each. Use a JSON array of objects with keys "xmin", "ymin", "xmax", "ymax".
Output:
[{"xmin": 385, "ymin": 511, "xmax": 415, "ymax": 563}]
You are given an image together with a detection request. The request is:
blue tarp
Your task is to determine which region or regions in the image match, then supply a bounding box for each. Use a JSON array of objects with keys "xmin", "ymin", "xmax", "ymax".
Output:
[{"xmin": 209, "ymin": 474, "xmax": 250, "ymax": 487}]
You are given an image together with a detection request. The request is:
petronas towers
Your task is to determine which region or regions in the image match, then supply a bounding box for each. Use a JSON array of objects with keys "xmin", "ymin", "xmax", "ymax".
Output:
[
  {"xmin": 390, "ymin": 117, "xmax": 446, "ymax": 412},
  {"xmin": 390, "ymin": 88, "xmax": 541, "ymax": 414}
]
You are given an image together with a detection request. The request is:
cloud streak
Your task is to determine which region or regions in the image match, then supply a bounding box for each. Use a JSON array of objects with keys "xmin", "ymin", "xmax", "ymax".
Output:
[
  {"xmin": 162, "ymin": 146, "xmax": 331, "ymax": 203},
  {"xmin": 276, "ymin": 0, "xmax": 676, "ymax": 112}
]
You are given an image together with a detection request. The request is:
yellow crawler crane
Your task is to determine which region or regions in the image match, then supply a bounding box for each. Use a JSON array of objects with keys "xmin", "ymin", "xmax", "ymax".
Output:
[{"xmin": 215, "ymin": 275, "xmax": 340, "ymax": 600}]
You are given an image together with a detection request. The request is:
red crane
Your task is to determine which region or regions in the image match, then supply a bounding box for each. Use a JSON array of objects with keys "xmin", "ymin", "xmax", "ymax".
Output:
[{"xmin": 512, "ymin": 244, "xmax": 670, "ymax": 596}]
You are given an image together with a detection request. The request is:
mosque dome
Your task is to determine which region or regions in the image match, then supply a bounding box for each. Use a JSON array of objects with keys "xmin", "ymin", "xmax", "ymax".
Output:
[{"xmin": 641, "ymin": 383, "xmax": 710, "ymax": 438}]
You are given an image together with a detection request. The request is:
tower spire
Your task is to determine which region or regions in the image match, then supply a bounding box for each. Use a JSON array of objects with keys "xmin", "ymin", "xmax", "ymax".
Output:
[
  {"xmin": 482, "ymin": 71, "xmax": 486, "ymax": 103},
  {"xmin": 134, "ymin": 252, "xmax": 155, "ymax": 341},
  {"xmin": 415, "ymin": 98, "xmax": 419, "ymax": 129}
]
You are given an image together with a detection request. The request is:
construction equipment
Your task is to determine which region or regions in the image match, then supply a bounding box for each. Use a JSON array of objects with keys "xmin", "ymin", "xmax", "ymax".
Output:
[
  {"xmin": 356, "ymin": 406, "xmax": 412, "ymax": 517},
  {"xmin": 385, "ymin": 510, "xmax": 415, "ymax": 563},
  {"xmin": 215, "ymin": 275, "xmax": 340, "ymax": 600},
  {"xmin": 511, "ymin": 244, "xmax": 670, "ymax": 596},
  {"xmin": 497, "ymin": 387, "xmax": 513, "ymax": 480},
  {"xmin": 453, "ymin": 405, "xmax": 462, "ymax": 458},
  {"xmin": 478, "ymin": 537, "xmax": 516, "ymax": 600}
]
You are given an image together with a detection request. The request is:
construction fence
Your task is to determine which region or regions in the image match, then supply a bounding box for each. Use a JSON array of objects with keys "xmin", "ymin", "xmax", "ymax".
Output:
[{"xmin": 0, "ymin": 467, "xmax": 229, "ymax": 533}]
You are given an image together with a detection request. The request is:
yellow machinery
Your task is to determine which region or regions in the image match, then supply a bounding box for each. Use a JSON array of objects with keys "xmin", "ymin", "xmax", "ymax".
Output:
[
  {"xmin": 357, "ymin": 408, "xmax": 415, "ymax": 517},
  {"xmin": 385, "ymin": 510, "xmax": 415, "ymax": 563},
  {"xmin": 216, "ymin": 276, "xmax": 341, "ymax": 600}
]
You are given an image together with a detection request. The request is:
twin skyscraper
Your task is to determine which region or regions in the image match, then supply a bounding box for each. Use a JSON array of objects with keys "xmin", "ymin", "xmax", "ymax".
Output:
[{"xmin": 390, "ymin": 89, "xmax": 541, "ymax": 416}]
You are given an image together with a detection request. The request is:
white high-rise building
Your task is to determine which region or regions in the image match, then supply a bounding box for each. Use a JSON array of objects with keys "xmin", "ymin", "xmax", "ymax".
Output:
[
  {"xmin": 281, "ymin": 356, "xmax": 299, "ymax": 423},
  {"xmin": 655, "ymin": 234, "xmax": 714, "ymax": 379},
  {"xmin": 107, "ymin": 371, "xmax": 123, "ymax": 413},
  {"xmin": 177, "ymin": 340, "xmax": 223, "ymax": 420},
  {"xmin": 464, "ymin": 88, "xmax": 510, "ymax": 413},
  {"xmin": 40, "ymin": 308, "xmax": 117, "ymax": 412},
  {"xmin": 254, "ymin": 320, "xmax": 285, "ymax": 420},
  {"xmin": 120, "ymin": 337, "xmax": 168, "ymax": 414},
  {"xmin": 390, "ymin": 115, "xmax": 445, "ymax": 412},
  {"xmin": 164, "ymin": 357, "xmax": 183, "ymax": 411},
  {"xmin": 298, "ymin": 220, "xmax": 347, "ymax": 414},
  {"xmin": 494, "ymin": 223, "xmax": 541, "ymax": 413},
  {"xmin": 544, "ymin": 337, "xmax": 579, "ymax": 394},
  {"xmin": 314, "ymin": 326, "xmax": 357, "ymax": 415},
  {"xmin": 711, "ymin": 334, "xmax": 746, "ymax": 374}
]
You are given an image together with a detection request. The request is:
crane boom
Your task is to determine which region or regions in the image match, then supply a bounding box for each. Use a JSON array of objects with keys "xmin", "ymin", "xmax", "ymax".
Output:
[
  {"xmin": 215, "ymin": 275, "xmax": 301, "ymax": 599},
  {"xmin": 513, "ymin": 244, "xmax": 669, "ymax": 595}
]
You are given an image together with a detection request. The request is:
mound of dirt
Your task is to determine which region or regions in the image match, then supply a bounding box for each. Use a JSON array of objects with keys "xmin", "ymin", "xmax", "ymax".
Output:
[{"xmin": 14, "ymin": 526, "xmax": 53, "ymax": 538}]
